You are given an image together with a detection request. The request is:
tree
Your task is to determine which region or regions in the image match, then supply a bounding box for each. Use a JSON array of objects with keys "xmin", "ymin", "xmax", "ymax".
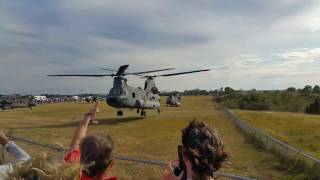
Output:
[
  {"xmin": 305, "ymin": 97, "xmax": 320, "ymax": 114},
  {"xmin": 224, "ymin": 87, "xmax": 235, "ymax": 95},
  {"xmin": 286, "ymin": 87, "xmax": 296, "ymax": 92},
  {"xmin": 212, "ymin": 89, "xmax": 219, "ymax": 96},
  {"xmin": 219, "ymin": 87, "xmax": 224, "ymax": 93},
  {"xmin": 183, "ymin": 89, "xmax": 209, "ymax": 96},
  {"xmin": 313, "ymin": 85, "xmax": 320, "ymax": 94},
  {"xmin": 301, "ymin": 85, "xmax": 313, "ymax": 95}
]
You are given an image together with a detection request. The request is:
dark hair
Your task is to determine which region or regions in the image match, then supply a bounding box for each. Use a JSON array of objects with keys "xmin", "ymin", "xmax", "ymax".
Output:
[
  {"xmin": 80, "ymin": 133, "xmax": 114, "ymax": 177},
  {"xmin": 182, "ymin": 120, "xmax": 228, "ymax": 179}
]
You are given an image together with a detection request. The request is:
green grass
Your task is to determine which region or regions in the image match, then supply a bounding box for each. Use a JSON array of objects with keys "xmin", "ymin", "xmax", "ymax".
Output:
[
  {"xmin": 0, "ymin": 96, "xmax": 288, "ymax": 179},
  {"xmin": 232, "ymin": 109, "xmax": 320, "ymax": 159}
]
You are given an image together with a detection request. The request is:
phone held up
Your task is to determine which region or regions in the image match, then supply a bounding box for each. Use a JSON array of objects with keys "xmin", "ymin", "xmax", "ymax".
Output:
[{"xmin": 172, "ymin": 145, "xmax": 187, "ymax": 180}]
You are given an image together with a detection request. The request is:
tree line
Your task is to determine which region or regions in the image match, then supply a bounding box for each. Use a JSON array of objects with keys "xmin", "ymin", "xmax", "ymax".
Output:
[{"xmin": 213, "ymin": 85, "xmax": 320, "ymax": 114}]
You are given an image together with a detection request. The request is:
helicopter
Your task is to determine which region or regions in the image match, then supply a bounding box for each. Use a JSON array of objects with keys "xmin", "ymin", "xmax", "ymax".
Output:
[
  {"xmin": 166, "ymin": 92, "xmax": 181, "ymax": 107},
  {"xmin": 48, "ymin": 65, "xmax": 210, "ymax": 116}
]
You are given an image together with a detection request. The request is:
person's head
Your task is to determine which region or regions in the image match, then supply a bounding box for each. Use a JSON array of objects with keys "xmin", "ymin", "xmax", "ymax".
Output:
[
  {"xmin": 80, "ymin": 133, "xmax": 114, "ymax": 178},
  {"xmin": 181, "ymin": 120, "xmax": 228, "ymax": 180}
]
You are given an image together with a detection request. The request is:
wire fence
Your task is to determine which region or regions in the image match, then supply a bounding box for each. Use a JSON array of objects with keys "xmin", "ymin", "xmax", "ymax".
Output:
[
  {"xmin": 223, "ymin": 108, "xmax": 320, "ymax": 176},
  {"xmin": 1, "ymin": 135, "xmax": 256, "ymax": 180}
]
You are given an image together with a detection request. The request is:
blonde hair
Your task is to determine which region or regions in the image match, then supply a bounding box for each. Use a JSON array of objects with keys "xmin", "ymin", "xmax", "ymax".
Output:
[{"xmin": 10, "ymin": 153, "xmax": 80, "ymax": 180}]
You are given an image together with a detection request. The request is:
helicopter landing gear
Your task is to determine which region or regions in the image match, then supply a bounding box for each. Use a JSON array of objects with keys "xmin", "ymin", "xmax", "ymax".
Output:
[
  {"xmin": 140, "ymin": 110, "xmax": 146, "ymax": 117},
  {"xmin": 117, "ymin": 110, "xmax": 123, "ymax": 116},
  {"xmin": 157, "ymin": 108, "xmax": 160, "ymax": 114}
]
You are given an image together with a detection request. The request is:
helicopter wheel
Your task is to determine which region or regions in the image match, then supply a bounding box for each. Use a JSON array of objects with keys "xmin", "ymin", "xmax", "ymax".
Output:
[
  {"xmin": 140, "ymin": 110, "xmax": 146, "ymax": 117},
  {"xmin": 157, "ymin": 108, "xmax": 160, "ymax": 114},
  {"xmin": 117, "ymin": 110, "xmax": 123, "ymax": 116}
]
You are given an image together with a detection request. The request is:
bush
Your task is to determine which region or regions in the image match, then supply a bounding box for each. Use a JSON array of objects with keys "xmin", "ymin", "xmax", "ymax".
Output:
[
  {"xmin": 305, "ymin": 97, "xmax": 320, "ymax": 114},
  {"xmin": 183, "ymin": 89, "xmax": 209, "ymax": 96},
  {"xmin": 286, "ymin": 87, "xmax": 296, "ymax": 92},
  {"xmin": 214, "ymin": 85, "xmax": 320, "ymax": 112},
  {"xmin": 313, "ymin": 85, "xmax": 320, "ymax": 94},
  {"xmin": 238, "ymin": 94, "xmax": 271, "ymax": 111}
]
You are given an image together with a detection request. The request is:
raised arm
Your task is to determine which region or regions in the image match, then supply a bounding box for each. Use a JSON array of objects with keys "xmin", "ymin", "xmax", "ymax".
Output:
[
  {"xmin": 68, "ymin": 101, "xmax": 100, "ymax": 151},
  {"xmin": 0, "ymin": 131, "xmax": 31, "ymax": 162}
]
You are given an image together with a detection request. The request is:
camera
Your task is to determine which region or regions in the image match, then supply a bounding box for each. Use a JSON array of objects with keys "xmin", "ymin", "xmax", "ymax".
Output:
[{"xmin": 173, "ymin": 145, "xmax": 187, "ymax": 180}]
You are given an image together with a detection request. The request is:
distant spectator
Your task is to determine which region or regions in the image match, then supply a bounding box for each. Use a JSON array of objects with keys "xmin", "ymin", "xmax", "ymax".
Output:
[
  {"xmin": 0, "ymin": 131, "xmax": 31, "ymax": 179},
  {"xmin": 164, "ymin": 120, "xmax": 228, "ymax": 180},
  {"xmin": 64, "ymin": 101, "xmax": 117, "ymax": 180}
]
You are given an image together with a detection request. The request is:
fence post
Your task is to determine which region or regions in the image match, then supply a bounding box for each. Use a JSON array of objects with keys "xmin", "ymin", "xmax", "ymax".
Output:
[
  {"xmin": 284, "ymin": 146, "xmax": 289, "ymax": 162},
  {"xmin": 265, "ymin": 135, "xmax": 268, "ymax": 149},
  {"xmin": 60, "ymin": 150, "xmax": 66, "ymax": 162}
]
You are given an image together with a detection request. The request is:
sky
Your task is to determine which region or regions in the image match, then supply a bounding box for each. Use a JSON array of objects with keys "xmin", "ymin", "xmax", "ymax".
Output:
[{"xmin": 1, "ymin": 0, "xmax": 320, "ymax": 95}]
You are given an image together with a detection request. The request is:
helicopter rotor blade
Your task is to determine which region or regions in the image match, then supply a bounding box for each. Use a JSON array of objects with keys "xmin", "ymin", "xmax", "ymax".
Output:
[
  {"xmin": 48, "ymin": 74, "xmax": 113, "ymax": 77},
  {"xmin": 127, "ymin": 68, "xmax": 175, "ymax": 75},
  {"xmin": 100, "ymin": 68, "xmax": 117, "ymax": 72},
  {"xmin": 49, "ymin": 65, "xmax": 129, "ymax": 77},
  {"xmin": 159, "ymin": 69, "xmax": 210, "ymax": 77},
  {"xmin": 115, "ymin": 65, "xmax": 129, "ymax": 76},
  {"xmin": 142, "ymin": 68, "xmax": 210, "ymax": 78}
]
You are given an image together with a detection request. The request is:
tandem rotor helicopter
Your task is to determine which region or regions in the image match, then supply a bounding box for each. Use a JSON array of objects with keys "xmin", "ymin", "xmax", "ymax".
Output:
[
  {"xmin": 166, "ymin": 92, "xmax": 182, "ymax": 107},
  {"xmin": 48, "ymin": 65, "xmax": 210, "ymax": 116}
]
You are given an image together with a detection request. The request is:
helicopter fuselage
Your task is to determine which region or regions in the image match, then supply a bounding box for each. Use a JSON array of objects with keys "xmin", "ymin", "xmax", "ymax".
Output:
[
  {"xmin": 106, "ymin": 77, "xmax": 160, "ymax": 110},
  {"xmin": 166, "ymin": 93, "xmax": 181, "ymax": 106}
]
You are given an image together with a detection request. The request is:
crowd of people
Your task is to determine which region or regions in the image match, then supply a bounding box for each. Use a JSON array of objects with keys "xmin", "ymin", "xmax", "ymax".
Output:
[{"xmin": 0, "ymin": 101, "xmax": 228, "ymax": 180}]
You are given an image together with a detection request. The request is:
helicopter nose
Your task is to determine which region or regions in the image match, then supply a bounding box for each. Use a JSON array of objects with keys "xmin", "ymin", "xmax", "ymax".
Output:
[{"xmin": 106, "ymin": 97, "xmax": 118, "ymax": 106}]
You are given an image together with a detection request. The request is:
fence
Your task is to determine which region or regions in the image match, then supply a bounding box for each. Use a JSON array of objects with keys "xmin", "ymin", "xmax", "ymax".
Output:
[
  {"xmin": 1, "ymin": 135, "xmax": 256, "ymax": 180},
  {"xmin": 223, "ymin": 108, "xmax": 320, "ymax": 175}
]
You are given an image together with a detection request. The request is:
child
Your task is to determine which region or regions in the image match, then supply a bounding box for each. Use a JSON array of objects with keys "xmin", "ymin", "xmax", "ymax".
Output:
[{"xmin": 64, "ymin": 101, "xmax": 117, "ymax": 180}]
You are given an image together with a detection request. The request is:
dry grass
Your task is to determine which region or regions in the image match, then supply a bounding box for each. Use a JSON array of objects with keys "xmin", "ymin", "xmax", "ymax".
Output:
[{"xmin": 0, "ymin": 96, "xmax": 288, "ymax": 179}]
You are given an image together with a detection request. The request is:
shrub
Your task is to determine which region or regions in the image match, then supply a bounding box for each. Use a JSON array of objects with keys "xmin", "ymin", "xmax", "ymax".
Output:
[
  {"xmin": 305, "ymin": 97, "xmax": 320, "ymax": 114},
  {"xmin": 238, "ymin": 94, "xmax": 271, "ymax": 111}
]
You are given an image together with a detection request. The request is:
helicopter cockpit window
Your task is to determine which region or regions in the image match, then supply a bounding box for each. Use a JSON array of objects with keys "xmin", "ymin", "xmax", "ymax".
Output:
[
  {"xmin": 110, "ymin": 89, "xmax": 118, "ymax": 95},
  {"xmin": 110, "ymin": 88, "xmax": 126, "ymax": 95}
]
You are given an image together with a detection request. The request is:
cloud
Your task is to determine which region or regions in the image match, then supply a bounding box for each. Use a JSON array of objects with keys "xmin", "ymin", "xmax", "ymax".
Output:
[
  {"xmin": 278, "ymin": 48, "xmax": 320, "ymax": 63},
  {"xmin": 0, "ymin": 0, "xmax": 320, "ymax": 94}
]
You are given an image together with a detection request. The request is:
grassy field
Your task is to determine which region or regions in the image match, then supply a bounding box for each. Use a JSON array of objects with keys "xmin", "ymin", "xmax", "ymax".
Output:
[
  {"xmin": 233, "ymin": 109, "xmax": 320, "ymax": 159},
  {"xmin": 0, "ymin": 96, "xmax": 289, "ymax": 179}
]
